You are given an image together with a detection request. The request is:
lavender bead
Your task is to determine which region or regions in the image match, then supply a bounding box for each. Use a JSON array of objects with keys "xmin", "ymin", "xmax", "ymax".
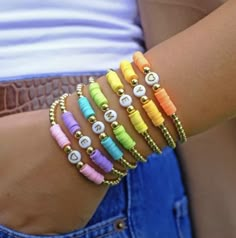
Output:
[
  {"xmin": 61, "ymin": 112, "xmax": 80, "ymax": 135},
  {"xmin": 90, "ymin": 149, "xmax": 113, "ymax": 173}
]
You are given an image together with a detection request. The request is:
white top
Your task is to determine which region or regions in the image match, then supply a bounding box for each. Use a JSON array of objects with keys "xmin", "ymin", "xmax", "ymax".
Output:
[{"xmin": 0, "ymin": 0, "xmax": 144, "ymax": 81}]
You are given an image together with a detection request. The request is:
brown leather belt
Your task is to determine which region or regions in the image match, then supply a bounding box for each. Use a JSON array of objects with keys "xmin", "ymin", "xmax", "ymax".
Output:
[{"xmin": 0, "ymin": 75, "xmax": 98, "ymax": 117}]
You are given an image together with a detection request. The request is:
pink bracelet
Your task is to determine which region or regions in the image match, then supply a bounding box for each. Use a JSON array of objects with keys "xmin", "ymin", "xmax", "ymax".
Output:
[{"xmin": 49, "ymin": 99, "xmax": 121, "ymax": 186}]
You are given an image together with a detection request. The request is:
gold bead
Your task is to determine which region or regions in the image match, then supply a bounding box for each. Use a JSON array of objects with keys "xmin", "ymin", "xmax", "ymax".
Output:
[
  {"xmin": 52, "ymin": 101, "xmax": 58, "ymax": 106},
  {"xmin": 64, "ymin": 145, "xmax": 72, "ymax": 154},
  {"xmin": 86, "ymin": 146, "xmax": 94, "ymax": 155},
  {"xmin": 99, "ymin": 133, "xmax": 107, "ymax": 140},
  {"xmin": 140, "ymin": 96, "xmax": 149, "ymax": 104},
  {"xmin": 111, "ymin": 121, "xmax": 119, "ymax": 129},
  {"xmin": 101, "ymin": 104, "xmax": 109, "ymax": 112},
  {"xmin": 103, "ymin": 177, "xmax": 121, "ymax": 186},
  {"xmin": 60, "ymin": 106, "xmax": 66, "ymax": 111},
  {"xmin": 119, "ymin": 157, "xmax": 137, "ymax": 169},
  {"xmin": 152, "ymin": 84, "xmax": 160, "ymax": 91},
  {"xmin": 88, "ymin": 76, "xmax": 95, "ymax": 83},
  {"xmin": 127, "ymin": 105, "xmax": 135, "ymax": 114},
  {"xmin": 149, "ymin": 141, "xmax": 155, "ymax": 146},
  {"xmin": 49, "ymin": 112, "xmax": 54, "ymax": 117},
  {"xmin": 144, "ymin": 67, "xmax": 150, "ymax": 74},
  {"xmin": 130, "ymin": 148, "xmax": 146, "ymax": 163},
  {"xmin": 177, "ymin": 121, "xmax": 182, "ymax": 126},
  {"xmin": 117, "ymin": 88, "xmax": 124, "ymax": 96},
  {"xmin": 112, "ymin": 168, "xmax": 127, "ymax": 177},
  {"xmin": 172, "ymin": 114, "xmax": 177, "ymax": 120},
  {"xmin": 159, "ymin": 125, "xmax": 176, "ymax": 148},
  {"xmin": 76, "ymin": 161, "xmax": 84, "ymax": 169},
  {"xmin": 77, "ymin": 91, "xmax": 83, "ymax": 97},
  {"xmin": 131, "ymin": 79, "xmax": 138, "ymax": 86},
  {"xmin": 50, "ymin": 116, "xmax": 55, "ymax": 123},
  {"xmin": 74, "ymin": 131, "xmax": 82, "ymax": 139},
  {"xmin": 88, "ymin": 116, "xmax": 96, "ymax": 123}
]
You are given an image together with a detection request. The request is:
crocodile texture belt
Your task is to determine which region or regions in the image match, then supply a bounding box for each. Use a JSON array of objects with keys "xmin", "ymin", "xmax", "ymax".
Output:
[{"xmin": 0, "ymin": 75, "xmax": 100, "ymax": 117}]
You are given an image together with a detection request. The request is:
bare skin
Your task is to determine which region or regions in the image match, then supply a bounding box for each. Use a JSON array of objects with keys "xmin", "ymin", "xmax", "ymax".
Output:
[
  {"xmin": 0, "ymin": 0, "xmax": 235, "ymax": 235},
  {"xmin": 138, "ymin": 0, "xmax": 236, "ymax": 237},
  {"xmin": 178, "ymin": 119, "xmax": 236, "ymax": 238}
]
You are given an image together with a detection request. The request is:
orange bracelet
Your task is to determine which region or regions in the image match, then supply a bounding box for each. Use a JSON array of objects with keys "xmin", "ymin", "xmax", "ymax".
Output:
[
  {"xmin": 120, "ymin": 61, "xmax": 176, "ymax": 148},
  {"xmin": 133, "ymin": 51, "xmax": 187, "ymax": 143}
]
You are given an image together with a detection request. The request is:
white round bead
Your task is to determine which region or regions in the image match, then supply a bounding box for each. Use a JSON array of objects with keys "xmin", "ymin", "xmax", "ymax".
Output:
[
  {"xmin": 104, "ymin": 110, "xmax": 117, "ymax": 122},
  {"xmin": 92, "ymin": 121, "xmax": 105, "ymax": 134},
  {"xmin": 119, "ymin": 94, "xmax": 132, "ymax": 108},
  {"xmin": 68, "ymin": 150, "xmax": 81, "ymax": 164},
  {"xmin": 145, "ymin": 72, "xmax": 160, "ymax": 86},
  {"xmin": 79, "ymin": 136, "xmax": 92, "ymax": 148},
  {"xmin": 133, "ymin": 85, "xmax": 146, "ymax": 97}
]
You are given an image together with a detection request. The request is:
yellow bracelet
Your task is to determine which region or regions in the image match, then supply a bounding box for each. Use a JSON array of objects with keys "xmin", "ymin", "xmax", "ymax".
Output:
[
  {"xmin": 133, "ymin": 51, "xmax": 187, "ymax": 143},
  {"xmin": 106, "ymin": 70, "xmax": 162, "ymax": 153},
  {"xmin": 120, "ymin": 61, "xmax": 176, "ymax": 148}
]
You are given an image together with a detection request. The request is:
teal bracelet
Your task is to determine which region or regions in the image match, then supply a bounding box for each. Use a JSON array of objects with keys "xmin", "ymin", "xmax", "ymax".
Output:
[{"xmin": 76, "ymin": 84, "xmax": 137, "ymax": 169}]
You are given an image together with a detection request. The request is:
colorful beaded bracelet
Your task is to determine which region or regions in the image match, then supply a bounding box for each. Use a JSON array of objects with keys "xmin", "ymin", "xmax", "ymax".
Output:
[
  {"xmin": 76, "ymin": 84, "xmax": 137, "ymax": 170},
  {"xmin": 59, "ymin": 93, "xmax": 127, "ymax": 178},
  {"xmin": 133, "ymin": 52, "xmax": 187, "ymax": 143},
  {"xmin": 120, "ymin": 61, "xmax": 176, "ymax": 148},
  {"xmin": 49, "ymin": 99, "xmax": 121, "ymax": 186},
  {"xmin": 105, "ymin": 71, "xmax": 162, "ymax": 154},
  {"xmin": 88, "ymin": 77, "xmax": 147, "ymax": 163}
]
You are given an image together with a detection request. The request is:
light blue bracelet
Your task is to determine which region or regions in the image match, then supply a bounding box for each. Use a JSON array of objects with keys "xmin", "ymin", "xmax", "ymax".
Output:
[
  {"xmin": 76, "ymin": 84, "xmax": 125, "ymax": 162},
  {"xmin": 101, "ymin": 136, "xmax": 123, "ymax": 161},
  {"xmin": 78, "ymin": 96, "xmax": 95, "ymax": 119}
]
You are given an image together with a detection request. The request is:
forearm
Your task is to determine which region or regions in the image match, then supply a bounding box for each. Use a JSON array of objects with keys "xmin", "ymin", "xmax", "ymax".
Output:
[
  {"xmin": 0, "ymin": 109, "xmax": 109, "ymax": 233},
  {"xmin": 143, "ymin": 0, "xmax": 236, "ymax": 136}
]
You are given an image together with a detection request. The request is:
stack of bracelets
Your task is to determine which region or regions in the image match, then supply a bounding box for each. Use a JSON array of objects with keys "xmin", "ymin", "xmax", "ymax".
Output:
[{"xmin": 49, "ymin": 52, "xmax": 187, "ymax": 186}]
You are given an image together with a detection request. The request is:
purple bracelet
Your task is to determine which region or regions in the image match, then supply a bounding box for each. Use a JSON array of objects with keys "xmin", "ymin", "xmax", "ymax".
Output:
[{"xmin": 59, "ymin": 94, "xmax": 127, "ymax": 178}]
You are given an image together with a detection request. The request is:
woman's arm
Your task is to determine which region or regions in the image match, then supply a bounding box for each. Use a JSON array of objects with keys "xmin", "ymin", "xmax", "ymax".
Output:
[
  {"xmin": 143, "ymin": 0, "xmax": 236, "ymax": 135},
  {"xmin": 0, "ymin": 0, "xmax": 235, "ymax": 234}
]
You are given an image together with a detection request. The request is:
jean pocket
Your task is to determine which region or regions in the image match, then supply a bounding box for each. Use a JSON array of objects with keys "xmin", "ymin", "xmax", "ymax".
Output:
[
  {"xmin": 0, "ymin": 216, "xmax": 128, "ymax": 238},
  {"xmin": 173, "ymin": 195, "xmax": 192, "ymax": 238}
]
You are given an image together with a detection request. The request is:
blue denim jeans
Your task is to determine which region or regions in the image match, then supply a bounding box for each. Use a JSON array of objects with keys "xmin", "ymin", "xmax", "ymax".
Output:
[{"xmin": 0, "ymin": 147, "xmax": 192, "ymax": 238}]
